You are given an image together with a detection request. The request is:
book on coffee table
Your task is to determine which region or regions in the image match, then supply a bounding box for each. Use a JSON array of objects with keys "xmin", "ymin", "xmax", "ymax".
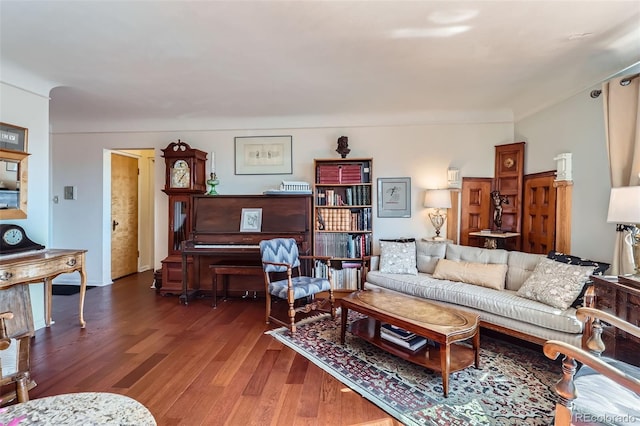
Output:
[
  {"xmin": 381, "ymin": 323, "xmax": 416, "ymax": 340},
  {"xmin": 380, "ymin": 332, "xmax": 428, "ymax": 351},
  {"xmin": 380, "ymin": 324, "xmax": 429, "ymax": 351}
]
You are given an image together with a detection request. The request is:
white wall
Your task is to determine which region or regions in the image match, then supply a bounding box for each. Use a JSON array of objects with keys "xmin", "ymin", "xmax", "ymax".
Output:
[
  {"xmin": 515, "ymin": 63, "xmax": 640, "ymax": 264},
  {"xmin": 0, "ymin": 82, "xmax": 52, "ymax": 329},
  {"xmin": 51, "ymin": 121, "xmax": 514, "ymax": 284}
]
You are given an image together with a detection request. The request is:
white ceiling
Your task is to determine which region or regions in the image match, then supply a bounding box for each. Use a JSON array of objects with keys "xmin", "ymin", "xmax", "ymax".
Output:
[{"xmin": 1, "ymin": 0, "xmax": 640, "ymax": 131}]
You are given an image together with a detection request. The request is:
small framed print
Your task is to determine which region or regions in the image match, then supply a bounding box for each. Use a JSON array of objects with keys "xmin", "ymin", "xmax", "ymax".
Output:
[
  {"xmin": 0, "ymin": 122, "xmax": 28, "ymax": 152},
  {"xmin": 234, "ymin": 135, "xmax": 293, "ymax": 175},
  {"xmin": 240, "ymin": 208, "xmax": 263, "ymax": 232},
  {"xmin": 377, "ymin": 177, "xmax": 411, "ymax": 218}
]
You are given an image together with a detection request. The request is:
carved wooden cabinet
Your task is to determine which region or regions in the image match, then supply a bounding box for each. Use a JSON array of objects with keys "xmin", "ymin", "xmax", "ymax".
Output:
[
  {"xmin": 591, "ymin": 275, "xmax": 640, "ymax": 366},
  {"xmin": 493, "ymin": 142, "xmax": 525, "ymax": 250}
]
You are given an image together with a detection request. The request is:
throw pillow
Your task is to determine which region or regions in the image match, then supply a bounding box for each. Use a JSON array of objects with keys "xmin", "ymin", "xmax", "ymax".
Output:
[
  {"xmin": 517, "ymin": 257, "xmax": 596, "ymax": 310},
  {"xmin": 416, "ymin": 240, "xmax": 447, "ymax": 274},
  {"xmin": 379, "ymin": 240, "xmax": 418, "ymax": 275},
  {"xmin": 432, "ymin": 258, "xmax": 508, "ymax": 290},
  {"xmin": 547, "ymin": 251, "xmax": 611, "ymax": 308},
  {"xmin": 547, "ymin": 251, "xmax": 610, "ymax": 275}
]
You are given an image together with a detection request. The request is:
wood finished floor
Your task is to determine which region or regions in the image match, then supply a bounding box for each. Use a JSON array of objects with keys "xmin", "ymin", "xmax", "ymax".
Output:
[{"xmin": 27, "ymin": 271, "xmax": 402, "ymax": 426}]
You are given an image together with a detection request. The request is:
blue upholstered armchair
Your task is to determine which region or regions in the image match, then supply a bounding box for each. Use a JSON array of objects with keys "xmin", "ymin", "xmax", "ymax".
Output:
[
  {"xmin": 543, "ymin": 307, "xmax": 640, "ymax": 426},
  {"xmin": 259, "ymin": 238, "xmax": 336, "ymax": 332}
]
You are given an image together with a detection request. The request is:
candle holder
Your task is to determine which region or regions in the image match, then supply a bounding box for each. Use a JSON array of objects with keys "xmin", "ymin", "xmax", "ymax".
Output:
[{"xmin": 206, "ymin": 173, "xmax": 219, "ymax": 196}]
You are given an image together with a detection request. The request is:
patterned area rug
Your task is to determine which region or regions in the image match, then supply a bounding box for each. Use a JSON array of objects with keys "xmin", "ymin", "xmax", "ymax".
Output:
[{"xmin": 268, "ymin": 312, "xmax": 558, "ymax": 426}]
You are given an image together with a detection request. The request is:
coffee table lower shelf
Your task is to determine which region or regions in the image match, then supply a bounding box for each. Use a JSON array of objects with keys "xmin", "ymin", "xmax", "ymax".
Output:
[{"xmin": 349, "ymin": 317, "xmax": 477, "ymax": 396}]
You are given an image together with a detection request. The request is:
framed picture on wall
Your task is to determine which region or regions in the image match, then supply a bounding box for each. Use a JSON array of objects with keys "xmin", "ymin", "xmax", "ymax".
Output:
[
  {"xmin": 0, "ymin": 122, "xmax": 28, "ymax": 152},
  {"xmin": 377, "ymin": 177, "xmax": 411, "ymax": 218},
  {"xmin": 234, "ymin": 135, "xmax": 293, "ymax": 175}
]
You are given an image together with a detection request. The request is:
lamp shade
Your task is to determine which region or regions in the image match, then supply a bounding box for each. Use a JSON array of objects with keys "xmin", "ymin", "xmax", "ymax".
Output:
[
  {"xmin": 423, "ymin": 189, "xmax": 451, "ymax": 209},
  {"xmin": 607, "ymin": 186, "xmax": 640, "ymax": 224}
]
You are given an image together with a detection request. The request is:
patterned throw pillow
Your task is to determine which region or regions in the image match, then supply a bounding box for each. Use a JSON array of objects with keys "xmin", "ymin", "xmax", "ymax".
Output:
[
  {"xmin": 379, "ymin": 240, "xmax": 418, "ymax": 275},
  {"xmin": 547, "ymin": 251, "xmax": 610, "ymax": 308},
  {"xmin": 517, "ymin": 257, "xmax": 596, "ymax": 310},
  {"xmin": 547, "ymin": 251, "xmax": 610, "ymax": 275}
]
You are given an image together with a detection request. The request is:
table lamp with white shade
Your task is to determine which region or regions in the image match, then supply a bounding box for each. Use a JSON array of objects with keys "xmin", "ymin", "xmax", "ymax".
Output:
[
  {"xmin": 424, "ymin": 189, "xmax": 451, "ymax": 240},
  {"xmin": 607, "ymin": 186, "xmax": 640, "ymax": 275}
]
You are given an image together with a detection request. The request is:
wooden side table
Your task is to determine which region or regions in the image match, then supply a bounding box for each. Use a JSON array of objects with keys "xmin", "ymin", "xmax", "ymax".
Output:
[{"xmin": 590, "ymin": 275, "xmax": 640, "ymax": 366}]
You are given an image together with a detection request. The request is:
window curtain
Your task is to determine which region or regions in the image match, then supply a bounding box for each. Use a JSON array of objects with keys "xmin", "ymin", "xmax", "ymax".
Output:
[{"xmin": 603, "ymin": 75, "xmax": 640, "ymax": 274}]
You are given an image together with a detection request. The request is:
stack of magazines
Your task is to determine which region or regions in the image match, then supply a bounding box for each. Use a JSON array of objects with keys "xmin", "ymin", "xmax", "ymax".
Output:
[{"xmin": 380, "ymin": 324, "xmax": 435, "ymax": 351}]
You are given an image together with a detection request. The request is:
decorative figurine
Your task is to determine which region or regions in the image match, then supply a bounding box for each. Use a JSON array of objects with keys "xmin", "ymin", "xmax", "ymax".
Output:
[
  {"xmin": 491, "ymin": 190, "xmax": 509, "ymax": 230},
  {"xmin": 206, "ymin": 172, "xmax": 219, "ymax": 195},
  {"xmin": 336, "ymin": 136, "xmax": 350, "ymax": 158}
]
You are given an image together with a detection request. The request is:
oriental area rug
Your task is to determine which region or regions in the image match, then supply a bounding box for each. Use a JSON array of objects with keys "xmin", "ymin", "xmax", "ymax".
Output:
[{"xmin": 268, "ymin": 312, "xmax": 558, "ymax": 426}]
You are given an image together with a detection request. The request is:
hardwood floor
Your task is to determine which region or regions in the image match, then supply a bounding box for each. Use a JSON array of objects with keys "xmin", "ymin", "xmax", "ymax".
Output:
[{"xmin": 27, "ymin": 271, "xmax": 401, "ymax": 425}]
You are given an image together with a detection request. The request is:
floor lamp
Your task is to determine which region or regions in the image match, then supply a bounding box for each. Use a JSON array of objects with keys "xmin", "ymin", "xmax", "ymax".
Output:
[{"xmin": 607, "ymin": 186, "xmax": 640, "ymax": 276}]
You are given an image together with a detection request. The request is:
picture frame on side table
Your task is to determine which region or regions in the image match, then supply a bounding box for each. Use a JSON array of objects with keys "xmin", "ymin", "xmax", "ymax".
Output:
[
  {"xmin": 377, "ymin": 177, "xmax": 411, "ymax": 218},
  {"xmin": 0, "ymin": 122, "xmax": 28, "ymax": 152},
  {"xmin": 240, "ymin": 208, "xmax": 263, "ymax": 232},
  {"xmin": 234, "ymin": 135, "xmax": 293, "ymax": 175}
]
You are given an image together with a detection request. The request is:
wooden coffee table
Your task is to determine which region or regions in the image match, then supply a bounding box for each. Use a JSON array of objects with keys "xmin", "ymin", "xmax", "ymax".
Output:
[{"xmin": 340, "ymin": 288, "xmax": 480, "ymax": 397}]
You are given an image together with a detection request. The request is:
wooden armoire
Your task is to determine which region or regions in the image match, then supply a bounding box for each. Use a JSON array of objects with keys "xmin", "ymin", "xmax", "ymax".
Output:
[{"xmin": 459, "ymin": 142, "xmax": 572, "ymax": 254}]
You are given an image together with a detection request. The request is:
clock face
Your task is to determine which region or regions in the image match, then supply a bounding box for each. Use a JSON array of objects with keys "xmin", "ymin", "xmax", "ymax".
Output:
[
  {"xmin": 170, "ymin": 160, "xmax": 190, "ymax": 188},
  {"xmin": 2, "ymin": 227, "xmax": 24, "ymax": 246},
  {"xmin": 503, "ymin": 157, "xmax": 515, "ymax": 169}
]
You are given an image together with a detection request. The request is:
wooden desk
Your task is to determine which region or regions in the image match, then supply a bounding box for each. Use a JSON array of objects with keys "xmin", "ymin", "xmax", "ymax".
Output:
[
  {"xmin": 0, "ymin": 249, "xmax": 88, "ymax": 328},
  {"xmin": 468, "ymin": 231, "xmax": 519, "ymax": 249}
]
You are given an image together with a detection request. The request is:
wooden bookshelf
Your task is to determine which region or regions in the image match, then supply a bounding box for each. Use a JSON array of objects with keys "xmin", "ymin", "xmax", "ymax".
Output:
[{"xmin": 314, "ymin": 158, "xmax": 373, "ymax": 292}]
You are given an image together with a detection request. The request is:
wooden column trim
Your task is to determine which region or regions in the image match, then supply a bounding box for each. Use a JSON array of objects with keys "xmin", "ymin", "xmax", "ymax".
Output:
[
  {"xmin": 554, "ymin": 180, "xmax": 573, "ymax": 253},
  {"xmin": 447, "ymin": 189, "xmax": 460, "ymax": 244}
]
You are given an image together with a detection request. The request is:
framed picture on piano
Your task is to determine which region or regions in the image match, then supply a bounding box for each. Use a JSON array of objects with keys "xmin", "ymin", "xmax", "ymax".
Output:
[{"xmin": 240, "ymin": 208, "xmax": 263, "ymax": 232}]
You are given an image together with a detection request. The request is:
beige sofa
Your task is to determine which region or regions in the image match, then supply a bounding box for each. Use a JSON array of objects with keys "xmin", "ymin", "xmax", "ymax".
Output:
[{"xmin": 364, "ymin": 240, "xmax": 605, "ymax": 347}]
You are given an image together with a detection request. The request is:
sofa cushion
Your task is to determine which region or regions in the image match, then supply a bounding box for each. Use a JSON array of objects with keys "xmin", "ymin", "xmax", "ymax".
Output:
[
  {"xmin": 517, "ymin": 258, "xmax": 596, "ymax": 309},
  {"xmin": 416, "ymin": 240, "xmax": 447, "ymax": 274},
  {"xmin": 379, "ymin": 240, "xmax": 418, "ymax": 275},
  {"xmin": 432, "ymin": 258, "xmax": 508, "ymax": 290},
  {"xmin": 506, "ymin": 251, "xmax": 544, "ymax": 291},
  {"xmin": 445, "ymin": 243, "xmax": 508, "ymax": 265}
]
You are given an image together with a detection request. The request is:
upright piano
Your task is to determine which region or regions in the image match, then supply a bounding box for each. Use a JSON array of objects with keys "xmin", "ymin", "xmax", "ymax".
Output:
[{"xmin": 180, "ymin": 194, "xmax": 312, "ymax": 302}]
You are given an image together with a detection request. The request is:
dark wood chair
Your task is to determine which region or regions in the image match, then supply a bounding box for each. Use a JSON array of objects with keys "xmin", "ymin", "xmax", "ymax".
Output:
[
  {"xmin": 260, "ymin": 238, "xmax": 336, "ymax": 332},
  {"xmin": 543, "ymin": 307, "xmax": 640, "ymax": 425},
  {"xmin": 0, "ymin": 285, "xmax": 36, "ymax": 405}
]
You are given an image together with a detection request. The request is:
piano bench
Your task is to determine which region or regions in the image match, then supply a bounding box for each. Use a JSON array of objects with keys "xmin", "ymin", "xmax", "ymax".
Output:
[{"xmin": 209, "ymin": 265, "xmax": 264, "ymax": 308}]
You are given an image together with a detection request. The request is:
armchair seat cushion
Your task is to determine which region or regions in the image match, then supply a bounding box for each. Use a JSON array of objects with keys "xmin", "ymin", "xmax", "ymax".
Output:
[
  {"xmin": 573, "ymin": 358, "xmax": 640, "ymax": 425},
  {"xmin": 269, "ymin": 276, "xmax": 331, "ymax": 299}
]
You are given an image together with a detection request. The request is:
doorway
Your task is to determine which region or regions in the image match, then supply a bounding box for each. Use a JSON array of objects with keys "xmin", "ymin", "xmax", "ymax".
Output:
[{"xmin": 110, "ymin": 149, "xmax": 155, "ymax": 280}]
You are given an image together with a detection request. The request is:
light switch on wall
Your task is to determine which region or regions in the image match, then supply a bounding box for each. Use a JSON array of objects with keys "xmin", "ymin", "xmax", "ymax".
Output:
[{"xmin": 64, "ymin": 186, "xmax": 77, "ymax": 200}]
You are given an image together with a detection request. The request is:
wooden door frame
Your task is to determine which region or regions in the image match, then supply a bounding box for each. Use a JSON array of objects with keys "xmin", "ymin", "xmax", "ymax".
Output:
[{"xmin": 106, "ymin": 149, "xmax": 156, "ymax": 282}]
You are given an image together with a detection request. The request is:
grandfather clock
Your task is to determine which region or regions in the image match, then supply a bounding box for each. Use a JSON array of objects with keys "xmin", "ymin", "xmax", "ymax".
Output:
[{"xmin": 159, "ymin": 140, "xmax": 207, "ymax": 295}]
